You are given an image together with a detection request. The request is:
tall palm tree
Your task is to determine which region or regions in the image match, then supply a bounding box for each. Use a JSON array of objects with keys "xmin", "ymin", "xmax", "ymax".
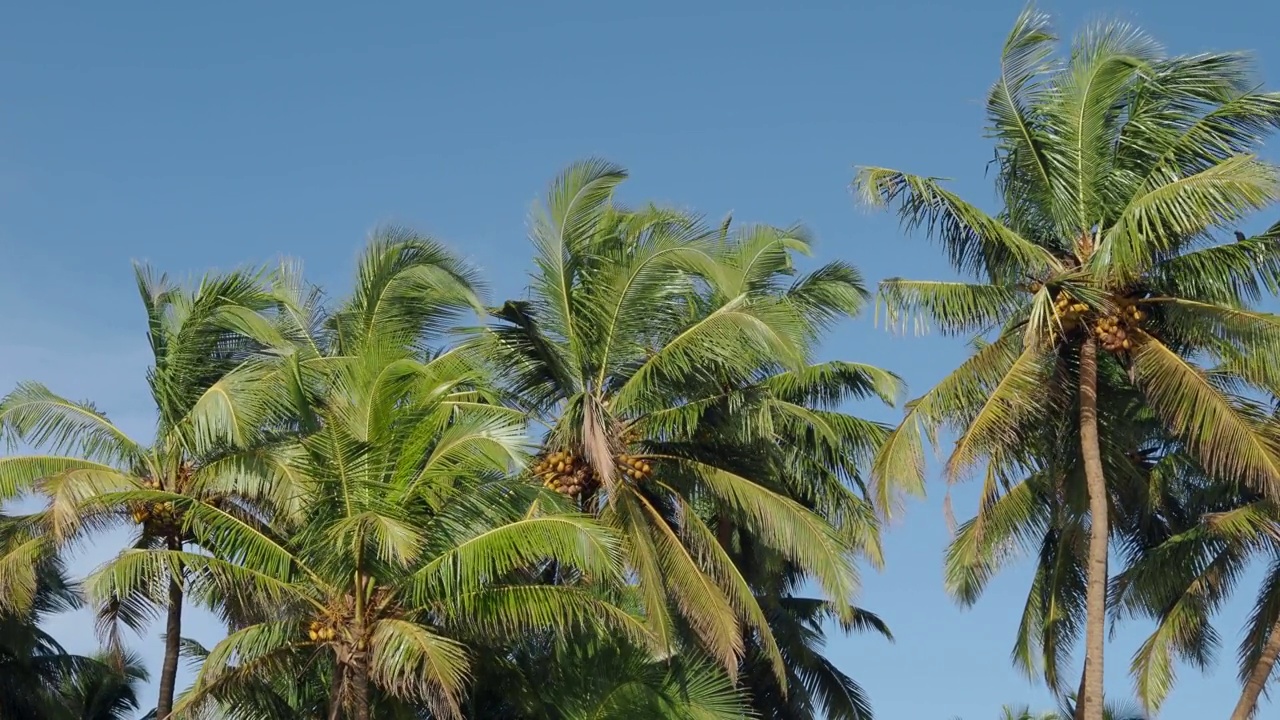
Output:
[
  {"xmin": 105, "ymin": 235, "xmax": 649, "ymax": 720},
  {"xmin": 1113, "ymin": 477, "xmax": 1280, "ymax": 719},
  {"xmin": 56, "ymin": 650, "xmax": 151, "ymax": 720},
  {"xmin": 481, "ymin": 160, "xmax": 897, "ymax": 682},
  {"xmin": 857, "ymin": 8, "xmax": 1280, "ymax": 719},
  {"xmin": 0, "ymin": 268, "xmax": 285, "ymax": 719},
  {"xmin": 942, "ymin": 368, "xmax": 1201, "ymax": 695}
]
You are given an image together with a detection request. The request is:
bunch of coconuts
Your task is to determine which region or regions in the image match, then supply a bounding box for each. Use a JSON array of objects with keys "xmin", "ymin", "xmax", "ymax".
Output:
[
  {"xmin": 616, "ymin": 453, "xmax": 652, "ymax": 481},
  {"xmin": 307, "ymin": 618, "xmax": 337, "ymax": 642},
  {"xmin": 1094, "ymin": 301, "xmax": 1145, "ymax": 352},
  {"xmin": 1053, "ymin": 291, "xmax": 1089, "ymax": 327},
  {"xmin": 131, "ymin": 477, "xmax": 182, "ymax": 534},
  {"xmin": 533, "ymin": 447, "xmax": 656, "ymax": 498},
  {"xmin": 534, "ymin": 450, "xmax": 593, "ymax": 497}
]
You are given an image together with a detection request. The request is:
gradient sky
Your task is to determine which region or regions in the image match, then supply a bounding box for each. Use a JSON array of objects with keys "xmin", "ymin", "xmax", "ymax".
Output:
[{"xmin": 2, "ymin": 1, "xmax": 1277, "ymax": 718}]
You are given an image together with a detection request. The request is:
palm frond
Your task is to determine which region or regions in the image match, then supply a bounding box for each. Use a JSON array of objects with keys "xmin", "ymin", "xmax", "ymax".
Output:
[{"xmin": 1130, "ymin": 338, "xmax": 1280, "ymax": 496}]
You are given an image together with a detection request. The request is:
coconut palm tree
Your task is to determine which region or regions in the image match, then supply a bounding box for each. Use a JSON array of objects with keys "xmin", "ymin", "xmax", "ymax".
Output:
[
  {"xmin": 163, "ymin": 351, "xmax": 639, "ymax": 720},
  {"xmin": 1052, "ymin": 696, "xmax": 1147, "ymax": 720},
  {"xmin": 176, "ymin": 635, "xmax": 453, "ymax": 720},
  {"xmin": 941, "ymin": 367, "xmax": 1206, "ymax": 695},
  {"xmin": 857, "ymin": 8, "xmax": 1280, "ymax": 718},
  {"xmin": 480, "ymin": 160, "xmax": 897, "ymax": 682},
  {"xmin": 56, "ymin": 650, "xmax": 151, "ymax": 720},
  {"xmin": 0, "ymin": 267, "xmax": 289, "ymax": 719},
  {"xmin": 983, "ymin": 700, "xmax": 1145, "ymax": 720},
  {"xmin": 95, "ymin": 235, "xmax": 650, "ymax": 720},
  {"xmin": 1112, "ymin": 475, "xmax": 1280, "ymax": 719},
  {"xmin": 0, "ymin": 514, "xmax": 90, "ymax": 720},
  {"xmin": 996, "ymin": 707, "xmax": 1058, "ymax": 720}
]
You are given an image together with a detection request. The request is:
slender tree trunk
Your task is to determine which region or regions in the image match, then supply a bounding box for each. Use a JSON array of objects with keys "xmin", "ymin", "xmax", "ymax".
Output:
[
  {"xmin": 352, "ymin": 568, "xmax": 370, "ymax": 720},
  {"xmin": 1231, "ymin": 619, "xmax": 1280, "ymax": 720},
  {"xmin": 1078, "ymin": 337, "xmax": 1108, "ymax": 720},
  {"xmin": 327, "ymin": 667, "xmax": 345, "ymax": 720},
  {"xmin": 155, "ymin": 536, "xmax": 184, "ymax": 720},
  {"xmin": 716, "ymin": 513, "xmax": 732, "ymax": 550},
  {"xmin": 352, "ymin": 653, "xmax": 371, "ymax": 720}
]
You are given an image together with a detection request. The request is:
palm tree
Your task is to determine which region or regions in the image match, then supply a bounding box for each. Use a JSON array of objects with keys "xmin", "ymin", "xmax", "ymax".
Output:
[
  {"xmin": 1113, "ymin": 477, "xmax": 1280, "ymax": 719},
  {"xmin": 56, "ymin": 651, "xmax": 151, "ymax": 720},
  {"xmin": 1052, "ymin": 696, "xmax": 1147, "ymax": 720},
  {"xmin": 857, "ymin": 8, "xmax": 1280, "ymax": 718},
  {"xmin": 0, "ymin": 515, "xmax": 90, "ymax": 720},
  {"xmin": 984, "ymin": 700, "xmax": 1145, "ymax": 720},
  {"xmin": 0, "ymin": 514, "xmax": 149, "ymax": 720},
  {"xmin": 175, "ymin": 636, "xmax": 430, "ymax": 720},
  {"xmin": 0, "ymin": 268, "xmax": 284, "ymax": 719},
  {"xmin": 942, "ymin": 369, "xmax": 1203, "ymax": 695},
  {"xmin": 115, "ymin": 235, "xmax": 650, "ymax": 720},
  {"xmin": 481, "ymin": 160, "xmax": 897, "ymax": 682},
  {"xmin": 997, "ymin": 707, "xmax": 1057, "ymax": 720}
]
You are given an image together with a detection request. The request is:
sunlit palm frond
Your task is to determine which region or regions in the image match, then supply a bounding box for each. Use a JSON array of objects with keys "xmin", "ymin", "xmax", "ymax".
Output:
[
  {"xmin": 367, "ymin": 619, "xmax": 470, "ymax": 719},
  {"xmin": 528, "ymin": 159, "xmax": 629, "ymax": 374},
  {"xmin": 0, "ymin": 383, "xmax": 143, "ymax": 469},
  {"xmin": 872, "ymin": 333, "xmax": 1026, "ymax": 513},
  {"xmin": 684, "ymin": 463, "xmax": 859, "ymax": 613},
  {"xmin": 1130, "ymin": 339, "xmax": 1280, "ymax": 496},
  {"xmin": 879, "ymin": 279, "xmax": 1026, "ymax": 337},
  {"xmin": 854, "ymin": 168, "xmax": 1061, "ymax": 280},
  {"xmin": 1148, "ymin": 220, "xmax": 1280, "ymax": 305}
]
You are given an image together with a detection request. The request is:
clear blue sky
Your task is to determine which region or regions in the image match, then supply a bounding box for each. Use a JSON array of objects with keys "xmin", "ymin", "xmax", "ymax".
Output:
[{"xmin": 1, "ymin": 1, "xmax": 1276, "ymax": 718}]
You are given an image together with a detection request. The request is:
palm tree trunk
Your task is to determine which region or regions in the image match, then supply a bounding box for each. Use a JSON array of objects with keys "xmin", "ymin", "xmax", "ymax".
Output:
[
  {"xmin": 155, "ymin": 537, "xmax": 184, "ymax": 720},
  {"xmin": 352, "ymin": 655, "xmax": 371, "ymax": 720},
  {"xmin": 1077, "ymin": 336, "xmax": 1108, "ymax": 720},
  {"xmin": 1071, "ymin": 662, "xmax": 1087, "ymax": 720},
  {"xmin": 716, "ymin": 513, "xmax": 732, "ymax": 549},
  {"xmin": 352, "ymin": 567, "xmax": 370, "ymax": 720},
  {"xmin": 1230, "ymin": 618, "xmax": 1280, "ymax": 720},
  {"xmin": 327, "ymin": 669, "xmax": 345, "ymax": 720}
]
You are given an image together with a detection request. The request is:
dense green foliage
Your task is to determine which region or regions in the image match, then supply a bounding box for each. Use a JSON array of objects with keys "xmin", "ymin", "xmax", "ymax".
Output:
[{"xmin": 3, "ymin": 7, "xmax": 1280, "ymax": 720}]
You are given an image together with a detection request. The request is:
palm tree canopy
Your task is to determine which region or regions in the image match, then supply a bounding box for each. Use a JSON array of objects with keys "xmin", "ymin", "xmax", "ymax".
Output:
[
  {"xmin": 859, "ymin": 7, "xmax": 1280, "ymax": 507},
  {"xmin": 479, "ymin": 160, "xmax": 898, "ymax": 682}
]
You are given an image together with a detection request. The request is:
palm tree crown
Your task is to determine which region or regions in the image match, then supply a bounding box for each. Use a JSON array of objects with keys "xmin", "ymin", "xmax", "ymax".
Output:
[{"xmin": 482, "ymin": 160, "xmax": 898, "ymax": 683}]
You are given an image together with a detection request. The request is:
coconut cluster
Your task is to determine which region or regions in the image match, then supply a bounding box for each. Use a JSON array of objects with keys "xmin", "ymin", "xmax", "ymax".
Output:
[
  {"xmin": 533, "ymin": 447, "xmax": 656, "ymax": 498},
  {"xmin": 534, "ymin": 450, "xmax": 593, "ymax": 497},
  {"xmin": 1094, "ymin": 301, "xmax": 1145, "ymax": 352},
  {"xmin": 1053, "ymin": 292, "xmax": 1089, "ymax": 326},
  {"xmin": 130, "ymin": 478, "xmax": 183, "ymax": 535},
  {"xmin": 307, "ymin": 618, "xmax": 338, "ymax": 642},
  {"xmin": 616, "ymin": 453, "xmax": 652, "ymax": 481}
]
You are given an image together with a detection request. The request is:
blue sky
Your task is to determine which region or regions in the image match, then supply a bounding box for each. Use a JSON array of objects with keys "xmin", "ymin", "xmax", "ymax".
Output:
[{"xmin": 1, "ymin": 1, "xmax": 1277, "ymax": 717}]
